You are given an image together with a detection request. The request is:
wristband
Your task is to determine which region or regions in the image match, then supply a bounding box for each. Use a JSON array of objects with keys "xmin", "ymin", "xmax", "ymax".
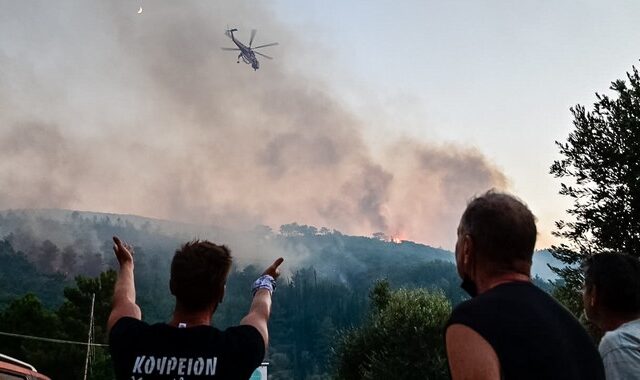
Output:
[{"xmin": 252, "ymin": 275, "xmax": 276, "ymax": 296}]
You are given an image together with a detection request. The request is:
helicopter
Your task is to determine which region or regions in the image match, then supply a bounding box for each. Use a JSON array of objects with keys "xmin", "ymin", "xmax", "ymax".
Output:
[{"xmin": 222, "ymin": 28, "xmax": 278, "ymax": 71}]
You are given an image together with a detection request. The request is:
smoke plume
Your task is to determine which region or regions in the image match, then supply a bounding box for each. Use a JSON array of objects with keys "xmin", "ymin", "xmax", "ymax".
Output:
[{"xmin": 0, "ymin": 1, "xmax": 507, "ymax": 249}]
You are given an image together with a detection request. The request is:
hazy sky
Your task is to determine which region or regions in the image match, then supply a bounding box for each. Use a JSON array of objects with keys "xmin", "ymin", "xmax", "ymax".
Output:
[
  {"xmin": 271, "ymin": 0, "xmax": 640, "ymax": 246},
  {"xmin": 1, "ymin": 1, "xmax": 639, "ymax": 249}
]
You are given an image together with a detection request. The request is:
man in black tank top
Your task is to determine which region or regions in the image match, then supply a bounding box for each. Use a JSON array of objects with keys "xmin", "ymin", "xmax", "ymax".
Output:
[{"xmin": 445, "ymin": 191, "xmax": 604, "ymax": 380}]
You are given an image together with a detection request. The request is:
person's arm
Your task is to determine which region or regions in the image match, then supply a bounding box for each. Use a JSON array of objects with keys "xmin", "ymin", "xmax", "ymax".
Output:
[
  {"xmin": 446, "ymin": 323, "xmax": 501, "ymax": 380},
  {"xmin": 107, "ymin": 236, "xmax": 142, "ymax": 333},
  {"xmin": 240, "ymin": 257, "xmax": 284, "ymax": 351}
]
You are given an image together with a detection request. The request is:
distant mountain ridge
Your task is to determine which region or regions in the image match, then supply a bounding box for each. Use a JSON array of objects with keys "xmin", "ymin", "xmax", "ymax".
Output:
[{"xmin": 0, "ymin": 208, "xmax": 561, "ymax": 280}]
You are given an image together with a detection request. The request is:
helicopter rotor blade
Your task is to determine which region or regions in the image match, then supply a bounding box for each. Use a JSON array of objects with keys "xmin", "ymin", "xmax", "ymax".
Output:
[
  {"xmin": 253, "ymin": 42, "xmax": 279, "ymax": 49},
  {"xmin": 221, "ymin": 47, "xmax": 240, "ymax": 51},
  {"xmin": 249, "ymin": 29, "xmax": 257, "ymax": 47},
  {"xmin": 255, "ymin": 51, "xmax": 273, "ymax": 60}
]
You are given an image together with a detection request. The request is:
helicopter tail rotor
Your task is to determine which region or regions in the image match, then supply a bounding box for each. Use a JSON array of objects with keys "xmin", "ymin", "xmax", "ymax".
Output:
[{"xmin": 225, "ymin": 27, "xmax": 237, "ymax": 39}]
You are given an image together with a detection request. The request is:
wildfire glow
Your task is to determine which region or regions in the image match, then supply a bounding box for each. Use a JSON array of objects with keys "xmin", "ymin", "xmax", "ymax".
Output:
[{"xmin": 389, "ymin": 231, "xmax": 405, "ymax": 244}]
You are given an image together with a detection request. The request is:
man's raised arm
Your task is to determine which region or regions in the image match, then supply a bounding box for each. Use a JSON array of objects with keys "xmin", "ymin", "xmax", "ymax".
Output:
[
  {"xmin": 107, "ymin": 236, "xmax": 142, "ymax": 333},
  {"xmin": 241, "ymin": 257, "xmax": 284, "ymax": 351}
]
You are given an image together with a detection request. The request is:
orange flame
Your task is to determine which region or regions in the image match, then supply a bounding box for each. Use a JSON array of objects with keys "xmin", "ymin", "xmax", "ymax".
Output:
[{"xmin": 389, "ymin": 231, "xmax": 405, "ymax": 244}]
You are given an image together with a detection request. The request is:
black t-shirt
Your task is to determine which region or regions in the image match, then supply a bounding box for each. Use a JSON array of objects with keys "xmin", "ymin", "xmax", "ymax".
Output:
[
  {"xmin": 109, "ymin": 317, "xmax": 265, "ymax": 380},
  {"xmin": 447, "ymin": 282, "xmax": 605, "ymax": 380}
]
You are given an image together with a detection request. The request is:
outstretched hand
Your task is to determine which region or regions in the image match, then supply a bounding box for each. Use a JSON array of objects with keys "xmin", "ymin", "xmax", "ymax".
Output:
[
  {"xmin": 263, "ymin": 257, "xmax": 284, "ymax": 279},
  {"xmin": 112, "ymin": 236, "xmax": 134, "ymax": 267}
]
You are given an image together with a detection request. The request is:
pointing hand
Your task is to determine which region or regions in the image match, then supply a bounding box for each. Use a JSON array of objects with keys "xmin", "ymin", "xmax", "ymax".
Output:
[
  {"xmin": 112, "ymin": 236, "xmax": 134, "ymax": 266},
  {"xmin": 262, "ymin": 257, "xmax": 284, "ymax": 279}
]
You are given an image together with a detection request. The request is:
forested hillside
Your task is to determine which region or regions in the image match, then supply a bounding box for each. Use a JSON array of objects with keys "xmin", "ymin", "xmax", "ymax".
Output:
[{"xmin": 0, "ymin": 210, "xmax": 553, "ymax": 379}]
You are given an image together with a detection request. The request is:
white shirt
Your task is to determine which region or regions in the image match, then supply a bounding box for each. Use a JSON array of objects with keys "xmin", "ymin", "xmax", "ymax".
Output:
[{"xmin": 599, "ymin": 318, "xmax": 640, "ymax": 380}]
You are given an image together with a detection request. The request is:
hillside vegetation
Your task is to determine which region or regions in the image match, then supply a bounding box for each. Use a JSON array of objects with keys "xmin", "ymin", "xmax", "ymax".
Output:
[{"xmin": 0, "ymin": 210, "xmax": 553, "ymax": 379}]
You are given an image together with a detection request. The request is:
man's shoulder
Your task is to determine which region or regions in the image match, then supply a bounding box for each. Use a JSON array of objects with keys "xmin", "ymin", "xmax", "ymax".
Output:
[
  {"xmin": 109, "ymin": 317, "xmax": 148, "ymax": 339},
  {"xmin": 451, "ymin": 283, "xmax": 532, "ymax": 314},
  {"xmin": 449, "ymin": 297, "xmax": 479, "ymax": 320},
  {"xmin": 221, "ymin": 325, "xmax": 265, "ymax": 350},
  {"xmin": 448, "ymin": 293, "xmax": 499, "ymax": 331},
  {"xmin": 599, "ymin": 319, "xmax": 640, "ymax": 355},
  {"xmin": 599, "ymin": 330, "xmax": 623, "ymax": 356},
  {"xmin": 448, "ymin": 282, "xmax": 564, "ymax": 329},
  {"xmin": 616, "ymin": 318, "xmax": 640, "ymax": 340},
  {"xmin": 112, "ymin": 316, "xmax": 149, "ymax": 329}
]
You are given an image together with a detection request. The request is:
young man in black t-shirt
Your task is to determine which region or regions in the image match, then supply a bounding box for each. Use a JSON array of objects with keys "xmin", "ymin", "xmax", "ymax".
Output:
[
  {"xmin": 107, "ymin": 236, "xmax": 283, "ymax": 380},
  {"xmin": 445, "ymin": 191, "xmax": 604, "ymax": 380}
]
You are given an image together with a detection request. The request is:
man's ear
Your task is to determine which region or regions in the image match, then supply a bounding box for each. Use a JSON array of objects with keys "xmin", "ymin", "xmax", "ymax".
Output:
[
  {"xmin": 462, "ymin": 234, "xmax": 474, "ymax": 267},
  {"xmin": 214, "ymin": 284, "xmax": 226, "ymax": 305},
  {"xmin": 219, "ymin": 284, "xmax": 226, "ymax": 304}
]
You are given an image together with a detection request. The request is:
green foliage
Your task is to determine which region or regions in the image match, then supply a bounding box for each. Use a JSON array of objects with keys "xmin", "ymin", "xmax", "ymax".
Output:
[
  {"xmin": 0, "ymin": 273, "xmax": 115, "ymax": 380},
  {"xmin": 551, "ymin": 281, "xmax": 583, "ymax": 317},
  {"xmin": 333, "ymin": 281, "xmax": 451, "ymax": 380},
  {"xmin": 550, "ymin": 63, "xmax": 640, "ymax": 300},
  {"xmin": 58, "ymin": 271, "xmax": 116, "ymax": 343},
  {"xmin": 0, "ymin": 293, "xmax": 59, "ymax": 354},
  {"xmin": 266, "ymin": 267, "xmax": 368, "ymax": 379},
  {"xmin": 0, "ymin": 239, "xmax": 68, "ymax": 308}
]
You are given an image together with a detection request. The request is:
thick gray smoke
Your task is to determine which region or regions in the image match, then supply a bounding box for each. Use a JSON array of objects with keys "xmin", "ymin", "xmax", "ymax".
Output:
[{"xmin": 0, "ymin": 1, "xmax": 507, "ymax": 249}]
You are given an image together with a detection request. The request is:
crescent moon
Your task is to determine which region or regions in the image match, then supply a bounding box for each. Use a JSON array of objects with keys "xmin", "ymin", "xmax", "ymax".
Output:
[{"xmin": 137, "ymin": 6, "xmax": 143, "ymax": 14}]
